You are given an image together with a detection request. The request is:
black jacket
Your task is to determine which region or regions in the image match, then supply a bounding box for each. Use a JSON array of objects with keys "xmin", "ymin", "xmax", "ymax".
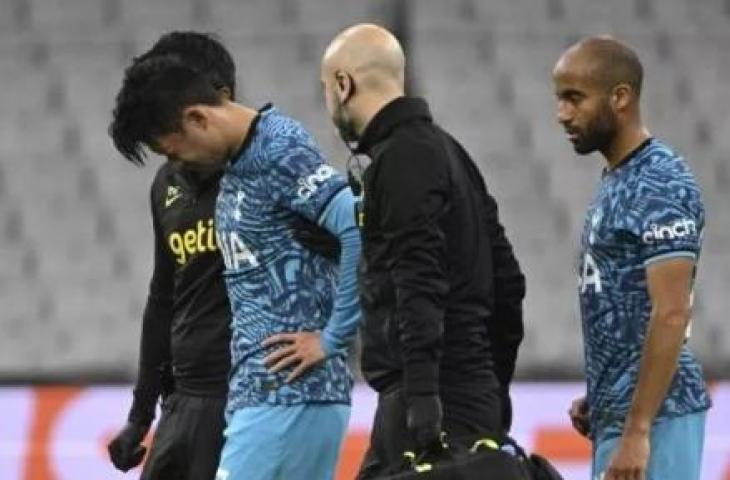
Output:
[
  {"xmin": 129, "ymin": 163, "xmax": 231, "ymax": 427},
  {"xmin": 355, "ymin": 97, "xmax": 525, "ymax": 425}
]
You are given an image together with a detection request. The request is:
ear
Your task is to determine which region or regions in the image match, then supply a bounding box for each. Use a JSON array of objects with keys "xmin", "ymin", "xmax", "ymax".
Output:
[
  {"xmin": 181, "ymin": 106, "xmax": 208, "ymax": 131},
  {"xmin": 334, "ymin": 70, "xmax": 354, "ymax": 103},
  {"xmin": 611, "ymin": 83, "xmax": 633, "ymax": 112}
]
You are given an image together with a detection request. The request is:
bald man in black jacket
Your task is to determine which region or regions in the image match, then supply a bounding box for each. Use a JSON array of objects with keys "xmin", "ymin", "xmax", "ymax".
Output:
[{"xmin": 320, "ymin": 24, "xmax": 526, "ymax": 478}]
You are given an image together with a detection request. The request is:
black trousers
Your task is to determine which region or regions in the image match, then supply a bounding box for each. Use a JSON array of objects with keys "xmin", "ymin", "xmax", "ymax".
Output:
[
  {"xmin": 141, "ymin": 393, "xmax": 226, "ymax": 480},
  {"xmin": 357, "ymin": 384, "xmax": 502, "ymax": 479}
]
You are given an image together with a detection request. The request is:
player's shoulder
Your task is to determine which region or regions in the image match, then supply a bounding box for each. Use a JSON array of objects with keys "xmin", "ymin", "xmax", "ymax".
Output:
[
  {"xmin": 626, "ymin": 140, "xmax": 705, "ymax": 225},
  {"xmin": 258, "ymin": 106, "xmax": 325, "ymax": 173},
  {"xmin": 152, "ymin": 161, "xmax": 175, "ymax": 184},
  {"xmin": 640, "ymin": 139, "xmax": 693, "ymax": 177},
  {"xmin": 261, "ymin": 105, "xmax": 315, "ymax": 148},
  {"xmin": 393, "ymin": 124, "xmax": 449, "ymax": 166},
  {"xmin": 634, "ymin": 139, "xmax": 699, "ymax": 192},
  {"xmin": 150, "ymin": 161, "xmax": 175, "ymax": 203}
]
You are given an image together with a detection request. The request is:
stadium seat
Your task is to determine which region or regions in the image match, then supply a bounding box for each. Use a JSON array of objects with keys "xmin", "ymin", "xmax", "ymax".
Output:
[
  {"xmin": 50, "ymin": 282, "xmax": 139, "ymax": 370},
  {"xmin": 296, "ymin": 0, "xmax": 383, "ymax": 33},
  {"xmin": 0, "ymin": 284, "xmax": 56, "ymax": 371},
  {"xmin": 0, "ymin": 0, "xmax": 31, "ymax": 33},
  {"xmin": 0, "ymin": 0, "xmax": 728, "ymax": 376},
  {"xmin": 0, "ymin": 244, "xmax": 36, "ymax": 282},
  {"xmin": 210, "ymin": 0, "xmax": 287, "ymax": 35},
  {"xmin": 117, "ymin": 0, "xmax": 198, "ymax": 35},
  {"xmin": 713, "ymin": 154, "xmax": 730, "ymax": 194},
  {"xmin": 26, "ymin": 0, "xmax": 107, "ymax": 35},
  {"xmin": 0, "ymin": 67, "xmax": 56, "ymax": 121}
]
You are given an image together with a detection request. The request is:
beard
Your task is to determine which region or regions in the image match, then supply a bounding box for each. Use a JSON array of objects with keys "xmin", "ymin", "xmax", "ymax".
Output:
[
  {"xmin": 332, "ymin": 99, "xmax": 359, "ymax": 143},
  {"xmin": 572, "ymin": 101, "xmax": 618, "ymax": 155}
]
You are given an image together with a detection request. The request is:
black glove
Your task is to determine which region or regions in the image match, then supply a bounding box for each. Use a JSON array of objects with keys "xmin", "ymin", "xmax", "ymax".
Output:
[
  {"xmin": 406, "ymin": 394, "xmax": 443, "ymax": 451},
  {"xmin": 291, "ymin": 214, "xmax": 341, "ymax": 261},
  {"xmin": 108, "ymin": 422, "xmax": 148, "ymax": 472}
]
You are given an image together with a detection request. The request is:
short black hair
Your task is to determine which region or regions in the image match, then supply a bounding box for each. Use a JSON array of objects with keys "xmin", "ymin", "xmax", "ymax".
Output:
[
  {"xmin": 137, "ymin": 31, "xmax": 236, "ymax": 98},
  {"xmin": 110, "ymin": 54, "xmax": 222, "ymax": 165}
]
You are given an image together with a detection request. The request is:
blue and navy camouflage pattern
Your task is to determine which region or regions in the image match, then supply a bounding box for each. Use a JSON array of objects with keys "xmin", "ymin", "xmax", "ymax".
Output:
[
  {"xmin": 215, "ymin": 106, "xmax": 352, "ymax": 412},
  {"xmin": 577, "ymin": 138, "xmax": 711, "ymax": 436}
]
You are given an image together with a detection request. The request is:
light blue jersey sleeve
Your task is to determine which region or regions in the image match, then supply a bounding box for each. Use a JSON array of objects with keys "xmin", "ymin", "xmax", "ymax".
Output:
[
  {"xmin": 318, "ymin": 187, "xmax": 362, "ymax": 356},
  {"xmin": 261, "ymin": 116, "xmax": 361, "ymax": 356},
  {"xmin": 264, "ymin": 120, "xmax": 347, "ymax": 222},
  {"xmin": 627, "ymin": 162, "xmax": 704, "ymax": 266}
]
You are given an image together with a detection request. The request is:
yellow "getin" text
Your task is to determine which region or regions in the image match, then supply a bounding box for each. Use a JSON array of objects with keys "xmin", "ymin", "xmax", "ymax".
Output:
[{"xmin": 168, "ymin": 218, "xmax": 217, "ymax": 264}]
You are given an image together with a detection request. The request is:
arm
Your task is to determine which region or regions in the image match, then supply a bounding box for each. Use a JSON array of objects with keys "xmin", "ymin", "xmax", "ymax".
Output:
[
  {"xmin": 625, "ymin": 258, "xmax": 694, "ymax": 434},
  {"xmin": 486, "ymin": 198, "xmax": 525, "ymax": 388},
  {"xmin": 265, "ymin": 189, "xmax": 362, "ymax": 382},
  {"xmin": 379, "ymin": 141, "xmax": 450, "ymax": 449},
  {"xmin": 483, "ymin": 192, "xmax": 525, "ymax": 430},
  {"xmin": 318, "ymin": 188, "xmax": 362, "ymax": 356},
  {"xmin": 261, "ymin": 124, "xmax": 360, "ymax": 380},
  {"xmin": 606, "ymin": 258, "xmax": 694, "ymax": 479},
  {"xmin": 379, "ymin": 141, "xmax": 450, "ymax": 398},
  {"xmin": 109, "ymin": 197, "xmax": 174, "ymax": 471},
  {"xmin": 128, "ymin": 209, "xmax": 174, "ymax": 427},
  {"xmin": 128, "ymin": 293, "xmax": 173, "ymax": 426},
  {"xmin": 607, "ymin": 163, "xmax": 703, "ymax": 479}
]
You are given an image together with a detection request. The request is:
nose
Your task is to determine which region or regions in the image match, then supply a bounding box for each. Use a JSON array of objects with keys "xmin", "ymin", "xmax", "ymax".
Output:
[{"xmin": 556, "ymin": 100, "xmax": 572, "ymax": 126}]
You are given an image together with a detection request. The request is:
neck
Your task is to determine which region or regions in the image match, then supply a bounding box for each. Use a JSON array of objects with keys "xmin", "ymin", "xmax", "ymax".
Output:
[
  {"xmin": 354, "ymin": 90, "xmax": 403, "ymax": 137},
  {"xmin": 226, "ymin": 102, "xmax": 259, "ymax": 159},
  {"xmin": 602, "ymin": 118, "xmax": 651, "ymax": 170}
]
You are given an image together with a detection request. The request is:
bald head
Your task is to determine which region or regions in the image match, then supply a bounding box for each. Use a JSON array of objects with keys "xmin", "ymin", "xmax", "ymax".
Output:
[
  {"xmin": 322, "ymin": 23, "xmax": 405, "ymax": 91},
  {"xmin": 556, "ymin": 36, "xmax": 643, "ymax": 97},
  {"xmin": 320, "ymin": 24, "xmax": 407, "ymax": 142}
]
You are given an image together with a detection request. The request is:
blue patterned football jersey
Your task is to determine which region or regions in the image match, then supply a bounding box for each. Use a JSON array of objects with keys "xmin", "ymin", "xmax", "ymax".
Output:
[
  {"xmin": 215, "ymin": 105, "xmax": 352, "ymax": 411},
  {"xmin": 577, "ymin": 138, "xmax": 711, "ymax": 435}
]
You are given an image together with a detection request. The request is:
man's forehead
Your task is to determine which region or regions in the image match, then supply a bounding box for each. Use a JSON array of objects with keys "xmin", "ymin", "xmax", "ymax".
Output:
[
  {"xmin": 553, "ymin": 65, "xmax": 583, "ymax": 85},
  {"xmin": 553, "ymin": 55, "xmax": 601, "ymax": 88},
  {"xmin": 555, "ymin": 50, "xmax": 584, "ymax": 75}
]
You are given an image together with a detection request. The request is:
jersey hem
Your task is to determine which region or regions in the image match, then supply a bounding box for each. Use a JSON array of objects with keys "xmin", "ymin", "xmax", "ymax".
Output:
[{"xmin": 643, "ymin": 250, "xmax": 697, "ymax": 266}]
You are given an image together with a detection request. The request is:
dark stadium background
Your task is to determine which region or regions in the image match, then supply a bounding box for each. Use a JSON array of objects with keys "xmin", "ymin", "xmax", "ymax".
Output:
[{"xmin": 0, "ymin": 0, "xmax": 728, "ymax": 478}]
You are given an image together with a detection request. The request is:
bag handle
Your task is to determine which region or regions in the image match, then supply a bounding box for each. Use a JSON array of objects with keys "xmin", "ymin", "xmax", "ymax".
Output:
[
  {"xmin": 401, "ymin": 432, "xmax": 451, "ymax": 472},
  {"xmin": 400, "ymin": 434, "xmax": 503, "ymax": 473},
  {"xmin": 469, "ymin": 437, "xmax": 501, "ymax": 453}
]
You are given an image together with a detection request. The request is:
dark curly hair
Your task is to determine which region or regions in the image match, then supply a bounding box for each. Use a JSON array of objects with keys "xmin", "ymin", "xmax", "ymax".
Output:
[
  {"xmin": 110, "ymin": 32, "xmax": 236, "ymax": 166},
  {"xmin": 109, "ymin": 55, "xmax": 222, "ymax": 165},
  {"xmin": 137, "ymin": 31, "xmax": 236, "ymax": 99}
]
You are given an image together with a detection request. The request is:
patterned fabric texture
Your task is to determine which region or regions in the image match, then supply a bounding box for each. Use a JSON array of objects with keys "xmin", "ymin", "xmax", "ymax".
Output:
[
  {"xmin": 215, "ymin": 106, "xmax": 352, "ymax": 412},
  {"xmin": 577, "ymin": 138, "xmax": 711, "ymax": 435}
]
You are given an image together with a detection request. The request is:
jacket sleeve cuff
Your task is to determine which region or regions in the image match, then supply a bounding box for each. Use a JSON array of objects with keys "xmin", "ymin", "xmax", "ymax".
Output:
[{"xmin": 127, "ymin": 390, "xmax": 157, "ymax": 428}]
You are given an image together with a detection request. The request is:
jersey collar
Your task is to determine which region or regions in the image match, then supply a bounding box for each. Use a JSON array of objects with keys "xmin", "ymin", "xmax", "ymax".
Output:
[
  {"xmin": 230, "ymin": 103, "xmax": 273, "ymax": 165},
  {"xmin": 603, "ymin": 137, "xmax": 654, "ymax": 177}
]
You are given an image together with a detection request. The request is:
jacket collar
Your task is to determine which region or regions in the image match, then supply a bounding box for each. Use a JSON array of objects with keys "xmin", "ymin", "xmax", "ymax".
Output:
[{"xmin": 355, "ymin": 96, "xmax": 433, "ymax": 154}]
